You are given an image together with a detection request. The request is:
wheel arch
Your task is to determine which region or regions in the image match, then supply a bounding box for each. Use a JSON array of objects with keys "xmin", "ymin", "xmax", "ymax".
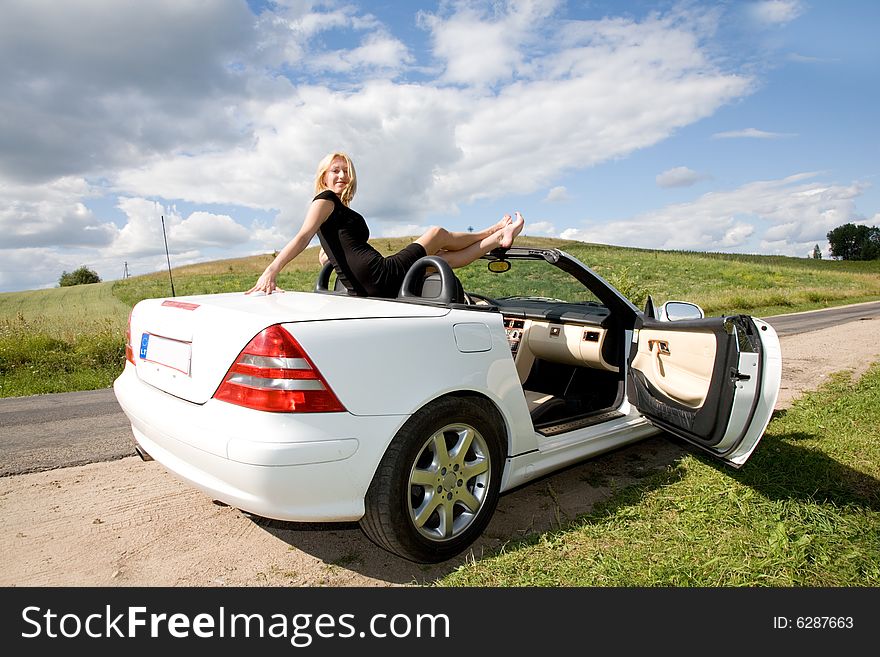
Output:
[
  {"xmin": 433, "ymin": 390, "xmax": 511, "ymax": 459},
  {"xmin": 358, "ymin": 388, "xmax": 517, "ymax": 517}
]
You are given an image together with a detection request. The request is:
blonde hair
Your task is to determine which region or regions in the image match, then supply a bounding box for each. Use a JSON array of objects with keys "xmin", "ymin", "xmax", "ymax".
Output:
[{"xmin": 313, "ymin": 152, "xmax": 357, "ymax": 206}]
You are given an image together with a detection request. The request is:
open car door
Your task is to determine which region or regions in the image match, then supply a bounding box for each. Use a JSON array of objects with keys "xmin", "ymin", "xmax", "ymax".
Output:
[{"xmin": 627, "ymin": 314, "xmax": 781, "ymax": 467}]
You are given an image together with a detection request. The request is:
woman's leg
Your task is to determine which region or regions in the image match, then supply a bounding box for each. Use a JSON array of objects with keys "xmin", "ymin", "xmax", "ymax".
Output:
[
  {"xmin": 422, "ymin": 212, "xmax": 525, "ymax": 269},
  {"xmin": 415, "ymin": 214, "xmax": 511, "ymax": 255}
]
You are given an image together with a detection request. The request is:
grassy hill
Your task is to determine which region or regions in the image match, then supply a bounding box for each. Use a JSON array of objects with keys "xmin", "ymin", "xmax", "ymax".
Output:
[
  {"xmin": 2, "ymin": 237, "xmax": 879, "ymax": 397},
  {"xmin": 59, "ymin": 237, "xmax": 880, "ymax": 324}
]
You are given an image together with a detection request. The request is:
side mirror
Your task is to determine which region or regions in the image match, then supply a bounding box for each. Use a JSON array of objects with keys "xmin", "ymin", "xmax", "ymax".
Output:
[{"xmin": 658, "ymin": 300, "xmax": 704, "ymax": 322}]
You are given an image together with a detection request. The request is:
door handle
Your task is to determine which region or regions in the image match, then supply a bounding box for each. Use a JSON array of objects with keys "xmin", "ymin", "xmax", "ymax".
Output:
[{"xmin": 649, "ymin": 340, "xmax": 670, "ymax": 356}]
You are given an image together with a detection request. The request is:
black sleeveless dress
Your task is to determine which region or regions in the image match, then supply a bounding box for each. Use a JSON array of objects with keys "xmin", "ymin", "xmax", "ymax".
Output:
[{"xmin": 315, "ymin": 190, "xmax": 426, "ymax": 298}]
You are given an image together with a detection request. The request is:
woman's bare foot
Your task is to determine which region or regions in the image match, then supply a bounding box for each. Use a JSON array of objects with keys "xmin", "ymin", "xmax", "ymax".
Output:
[
  {"xmin": 492, "ymin": 214, "xmax": 512, "ymax": 233},
  {"xmin": 499, "ymin": 212, "xmax": 525, "ymax": 248}
]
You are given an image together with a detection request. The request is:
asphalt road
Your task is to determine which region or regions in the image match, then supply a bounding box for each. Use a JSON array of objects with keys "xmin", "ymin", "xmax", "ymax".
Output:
[
  {"xmin": 0, "ymin": 388, "xmax": 134, "ymax": 477},
  {"xmin": 760, "ymin": 300, "xmax": 880, "ymax": 337},
  {"xmin": 2, "ymin": 300, "xmax": 879, "ymax": 477}
]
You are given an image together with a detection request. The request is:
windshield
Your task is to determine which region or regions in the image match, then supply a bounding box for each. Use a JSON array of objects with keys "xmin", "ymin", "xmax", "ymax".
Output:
[{"xmin": 456, "ymin": 257, "xmax": 604, "ymax": 307}]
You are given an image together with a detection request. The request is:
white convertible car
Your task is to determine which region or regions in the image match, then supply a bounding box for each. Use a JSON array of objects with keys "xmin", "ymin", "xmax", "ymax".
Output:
[{"xmin": 113, "ymin": 247, "xmax": 781, "ymax": 563}]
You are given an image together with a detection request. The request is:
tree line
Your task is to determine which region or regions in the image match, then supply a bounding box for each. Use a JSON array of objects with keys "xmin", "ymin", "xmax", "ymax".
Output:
[{"xmin": 826, "ymin": 223, "xmax": 880, "ymax": 260}]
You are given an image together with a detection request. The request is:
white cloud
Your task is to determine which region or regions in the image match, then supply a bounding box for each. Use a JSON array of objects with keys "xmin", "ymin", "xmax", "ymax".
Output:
[
  {"xmin": 747, "ymin": 1, "xmax": 805, "ymax": 27},
  {"xmin": 105, "ymin": 198, "xmax": 253, "ymax": 261},
  {"xmin": 311, "ymin": 32, "xmax": 413, "ymax": 75},
  {"xmin": 378, "ymin": 223, "xmax": 428, "ymax": 239},
  {"xmin": 252, "ymin": 2, "xmax": 377, "ymax": 68},
  {"xmin": 720, "ymin": 223, "xmax": 756, "ymax": 247},
  {"xmin": 419, "ymin": 0, "xmax": 561, "ymax": 87},
  {"xmin": 559, "ymin": 173, "xmax": 868, "ymax": 256},
  {"xmin": 427, "ymin": 9, "xmax": 753, "ymax": 205},
  {"xmin": 524, "ymin": 221, "xmax": 557, "ymax": 236},
  {"xmin": 712, "ymin": 128, "xmax": 797, "ymax": 139},
  {"xmin": 0, "ymin": 177, "xmax": 117, "ymax": 249},
  {"xmin": 0, "ymin": 248, "xmax": 78, "ymax": 292},
  {"xmin": 545, "ymin": 186, "xmax": 570, "ymax": 202},
  {"xmin": 171, "ymin": 212, "xmax": 251, "ymax": 248},
  {"xmin": 108, "ymin": 198, "xmax": 181, "ymax": 260},
  {"xmin": 656, "ymin": 166, "xmax": 708, "ymax": 188},
  {"xmin": 0, "ymin": 0, "xmax": 255, "ymax": 185}
]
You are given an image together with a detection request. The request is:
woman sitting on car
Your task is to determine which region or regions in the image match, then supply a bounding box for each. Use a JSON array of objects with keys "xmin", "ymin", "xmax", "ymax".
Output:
[{"xmin": 247, "ymin": 151, "xmax": 525, "ymax": 298}]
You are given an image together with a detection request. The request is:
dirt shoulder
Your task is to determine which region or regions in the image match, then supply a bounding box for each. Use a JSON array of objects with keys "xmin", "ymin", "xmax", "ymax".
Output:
[{"xmin": 1, "ymin": 317, "xmax": 878, "ymax": 587}]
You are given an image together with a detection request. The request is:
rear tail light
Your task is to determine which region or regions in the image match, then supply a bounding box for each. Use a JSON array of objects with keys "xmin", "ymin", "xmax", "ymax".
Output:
[
  {"xmin": 125, "ymin": 309, "xmax": 135, "ymax": 365},
  {"xmin": 213, "ymin": 325, "xmax": 346, "ymax": 413}
]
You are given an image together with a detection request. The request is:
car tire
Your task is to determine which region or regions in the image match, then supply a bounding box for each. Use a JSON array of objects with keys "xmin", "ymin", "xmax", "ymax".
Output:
[{"xmin": 359, "ymin": 396, "xmax": 504, "ymax": 563}]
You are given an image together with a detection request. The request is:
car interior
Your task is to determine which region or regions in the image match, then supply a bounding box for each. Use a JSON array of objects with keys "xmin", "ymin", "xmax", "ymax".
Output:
[
  {"xmin": 486, "ymin": 298, "xmax": 628, "ymax": 435},
  {"xmin": 315, "ymin": 254, "xmax": 717, "ymax": 437}
]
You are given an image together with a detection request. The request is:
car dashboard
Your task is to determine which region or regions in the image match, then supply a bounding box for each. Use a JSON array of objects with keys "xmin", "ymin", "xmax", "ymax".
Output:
[{"xmin": 491, "ymin": 298, "xmax": 619, "ymax": 382}]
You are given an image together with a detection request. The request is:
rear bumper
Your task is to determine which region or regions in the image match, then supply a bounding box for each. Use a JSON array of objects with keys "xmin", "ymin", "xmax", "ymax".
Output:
[{"xmin": 113, "ymin": 363, "xmax": 407, "ymax": 522}]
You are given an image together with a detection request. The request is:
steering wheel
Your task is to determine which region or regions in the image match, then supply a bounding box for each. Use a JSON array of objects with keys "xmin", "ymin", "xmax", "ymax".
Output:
[
  {"xmin": 464, "ymin": 291, "xmax": 496, "ymax": 306},
  {"xmin": 398, "ymin": 256, "xmax": 458, "ymax": 304}
]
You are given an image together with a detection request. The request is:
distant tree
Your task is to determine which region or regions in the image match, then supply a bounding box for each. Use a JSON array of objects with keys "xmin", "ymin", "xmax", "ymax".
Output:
[
  {"xmin": 811, "ymin": 244, "xmax": 822, "ymax": 259},
  {"xmin": 826, "ymin": 223, "xmax": 880, "ymax": 260},
  {"xmin": 59, "ymin": 265, "xmax": 101, "ymax": 287}
]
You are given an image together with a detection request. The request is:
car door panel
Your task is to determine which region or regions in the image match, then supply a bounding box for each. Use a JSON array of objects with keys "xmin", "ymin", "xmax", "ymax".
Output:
[
  {"xmin": 628, "ymin": 315, "xmax": 780, "ymax": 467},
  {"xmin": 630, "ymin": 328, "xmax": 716, "ymax": 407}
]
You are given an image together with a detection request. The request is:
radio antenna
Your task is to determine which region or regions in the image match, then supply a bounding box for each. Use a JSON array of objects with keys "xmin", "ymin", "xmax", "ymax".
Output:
[{"xmin": 161, "ymin": 215, "xmax": 176, "ymax": 297}]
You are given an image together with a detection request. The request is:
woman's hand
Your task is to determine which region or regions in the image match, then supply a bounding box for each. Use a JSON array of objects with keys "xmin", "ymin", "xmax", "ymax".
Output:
[
  {"xmin": 246, "ymin": 198, "xmax": 333, "ymax": 295},
  {"xmin": 246, "ymin": 267, "xmax": 283, "ymax": 295}
]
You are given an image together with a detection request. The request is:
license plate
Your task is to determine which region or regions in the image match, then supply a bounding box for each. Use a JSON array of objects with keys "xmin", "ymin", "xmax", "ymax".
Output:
[{"xmin": 139, "ymin": 333, "xmax": 192, "ymax": 375}]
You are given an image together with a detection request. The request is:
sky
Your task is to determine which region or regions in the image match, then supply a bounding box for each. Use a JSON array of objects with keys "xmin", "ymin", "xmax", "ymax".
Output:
[{"xmin": 1, "ymin": 0, "xmax": 878, "ymax": 293}]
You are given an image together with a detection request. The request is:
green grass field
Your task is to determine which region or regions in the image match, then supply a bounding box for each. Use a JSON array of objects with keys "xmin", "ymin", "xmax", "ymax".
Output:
[
  {"xmin": 436, "ymin": 365, "xmax": 880, "ymax": 586},
  {"xmin": 1, "ymin": 237, "xmax": 879, "ymax": 398},
  {"xmin": 0, "ymin": 280, "xmax": 130, "ymax": 335},
  {"xmin": 0, "ymin": 281, "xmax": 130, "ymax": 397}
]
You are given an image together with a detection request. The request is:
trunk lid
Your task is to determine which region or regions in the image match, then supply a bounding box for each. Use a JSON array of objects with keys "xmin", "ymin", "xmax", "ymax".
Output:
[{"xmin": 129, "ymin": 291, "xmax": 448, "ymax": 404}]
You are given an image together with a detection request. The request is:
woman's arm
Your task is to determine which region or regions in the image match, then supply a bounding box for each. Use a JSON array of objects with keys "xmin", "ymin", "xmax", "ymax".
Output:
[{"xmin": 246, "ymin": 199, "xmax": 334, "ymax": 294}]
